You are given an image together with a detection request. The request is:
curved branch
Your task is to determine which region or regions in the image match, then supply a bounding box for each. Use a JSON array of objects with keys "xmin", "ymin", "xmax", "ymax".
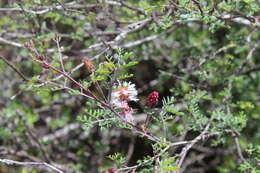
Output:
[{"xmin": 0, "ymin": 159, "xmax": 64, "ymax": 173}]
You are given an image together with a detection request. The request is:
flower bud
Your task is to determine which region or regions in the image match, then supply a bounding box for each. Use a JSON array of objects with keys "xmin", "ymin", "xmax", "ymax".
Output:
[
  {"xmin": 41, "ymin": 61, "xmax": 50, "ymax": 69},
  {"xmin": 147, "ymin": 91, "xmax": 159, "ymax": 107},
  {"xmin": 83, "ymin": 58, "xmax": 95, "ymax": 73}
]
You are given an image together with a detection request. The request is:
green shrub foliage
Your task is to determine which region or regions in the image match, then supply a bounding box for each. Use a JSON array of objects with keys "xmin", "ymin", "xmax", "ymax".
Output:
[{"xmin": 0, "ymin": 0, "xmax": 259, "ymax": 173}]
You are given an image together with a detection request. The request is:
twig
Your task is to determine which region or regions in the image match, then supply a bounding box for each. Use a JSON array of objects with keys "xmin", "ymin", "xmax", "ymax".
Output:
[
  {"xmin": 119, "ymin": 0, "xmax": 146, "ymax": 15},
  {"xmin": 0, "ymin": 2, "xmax": 120, "ymax": 14},
  {"xmin": 41, "ymin": 122, "xmax": 81, "ymax": 142},
  {"xmin": 117, "ymin": 129, "xmax": 220, "ymax": 173},
  {"xmin": 0, "ymin": 36, "xmax": 24, "ymax": 47},
  {"xmin": 0, "ymin": 55, "xmax": 28, "ymax": 81},
  {"xmin": 185, "ymin": 44, "xmax": 236, "ymax": 73},
  {"xmin": 238, "ymin": 66, "xmax": 260, "ymax": 75},
  {"xmin": 18, "ymin": 115, "xmax": 51, "ymax": 163},
  {"xmin": 234, "ymin": 136, "xmax": 247, "ymax": 163},
  {"xmin": 38, "ymin": 48, "xmax": 109, "ymax": 88},
  {"xmin": 15, "ymin": 111, "xmax": 50, "ymax": 162},
  {"xmin": 0, "ymin": 159, "xmax": 64, "ymax": 173},
  {"xmin": 0, "ymin": 37, "xmax": 57, "ymax": 53},
  {"xmin": 176, "ymin": 120, "xmax": 212, "ymax": 170},
  {"xmin": 36, "ymin": 60, "xmax": 160, "ymax": 143},
  {"xmin": 119, "ymin": 34, "xmax": 158, "ymax": 48},
  {"xmin": 236, "ymin": 41, "xmax": 259, "ymax": 75},
  {"xmin": 191, "ymin": 0, "xmax": 204, "ymax": 15},
  {"xmin": 54, "ymin": 35, "xmax": 66, "ymax": 73}
]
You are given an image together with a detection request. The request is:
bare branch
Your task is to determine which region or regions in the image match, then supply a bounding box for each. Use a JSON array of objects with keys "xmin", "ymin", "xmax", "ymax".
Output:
[
  {"xmin": 41, "ymin": 122, "xmax": 80, "ymax": 142},
  {"xmin": 119, "ymin": 0, "xmax": 146, "ymax": 15},
  {"xmin": 176, "ymin": 120, "xmax": 212, "ymax": 171},
  {"xmin": 0, "ymin": 55, "xmax": 28, "ymax": 81},
  {"xmin": 0, "ymin": 1, "xmax": 121, "ymax": 14},
  {"xmin": 0, "ymin": 159, "xmax": 64, "ymax": 173},
  {"xmin": 0, "ymin": 37, "xmax": 24, "ymax": 48},
  {"xmin": 239, "ymin": 66, "xmax": 260, "ymax": 75},
  {"xmin": 234, "ymin": 136, "xmax": 247, "ymax": 163}
]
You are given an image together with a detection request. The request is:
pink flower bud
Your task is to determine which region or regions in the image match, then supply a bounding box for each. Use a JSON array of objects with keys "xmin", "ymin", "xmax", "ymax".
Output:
[
  {"xmin": 41, "ymin": 61, "xmax": 50, "ymax": 69},
  {"xmin": 147, "ymin": 91, "xmax": 159, "ymax": 107}
]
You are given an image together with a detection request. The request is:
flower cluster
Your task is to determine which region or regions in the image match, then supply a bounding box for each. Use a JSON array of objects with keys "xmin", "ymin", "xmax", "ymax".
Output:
[
  {"xmin": 147, "ymin": 91, "xmax": 159, "ymax": 107},
  {"xmin": 111, "ymin": 81, "xmax": 138, "ymax": 106},
  {"xmin": 111, "ymin": 81, "xmax": 138, "ymax": 122}
]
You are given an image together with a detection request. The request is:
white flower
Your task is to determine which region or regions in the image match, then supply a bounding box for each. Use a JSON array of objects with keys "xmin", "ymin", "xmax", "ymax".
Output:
[
  {"xmin": 110, "ymin": 81, "xmax": 138, "ymax": 123},
  {"xmin": 111, "ymin": 81, "xmax": 138, "ymax": 107}
]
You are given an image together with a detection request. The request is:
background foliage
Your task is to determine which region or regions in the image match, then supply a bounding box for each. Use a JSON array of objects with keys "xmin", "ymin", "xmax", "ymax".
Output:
[{"xmin": 0, "ymin": 0, "xmax": 259, "ymax": 173}]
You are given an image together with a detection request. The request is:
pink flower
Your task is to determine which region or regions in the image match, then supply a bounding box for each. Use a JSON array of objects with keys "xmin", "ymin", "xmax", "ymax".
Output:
[
  {"xmin": 122, "ymin": 107, "xmax": 134, "ymax": 122},
  {"xmin": 111, "ymin": 81, "xmax": 138, "ymax": 107},
  {"xmin": 147, "ymin": 91, "xmax": 159, "ymax": 107},
  {"xmin": 110, "ymin": 81, "xmax": 138, "ymax": 123},
  {"xmin": 118, "ymin": 101, "xmax": 129, "ymax": 110}
]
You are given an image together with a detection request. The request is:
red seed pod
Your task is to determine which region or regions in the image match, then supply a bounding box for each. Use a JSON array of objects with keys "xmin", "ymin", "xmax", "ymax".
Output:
[
  {"xmin": 147, "ymin": 91, "xmax": 159, "ymax": 108},
  {"xmin": 83, "ymin": 58, "xmax": 95, "ymax": 73}
]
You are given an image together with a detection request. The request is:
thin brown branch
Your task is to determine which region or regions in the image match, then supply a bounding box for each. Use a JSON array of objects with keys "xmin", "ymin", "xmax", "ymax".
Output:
[
  {"xmin": 0, "ymin": 55, "xmax": 28, "ymax": 81},
  {"xmin": 36, "ymin": 60, "xmax": 160, "ymax": 142},
  {"xmin": 239, "ymin": 66, "xmax": 260, "ymax": 75},
  {"xmin": 119, "ymin": 0, "xmax": 146, "ymax": 15},
  {"xmin": 191, "ymin": 0, "xmax": 204, "ymax": 15}
]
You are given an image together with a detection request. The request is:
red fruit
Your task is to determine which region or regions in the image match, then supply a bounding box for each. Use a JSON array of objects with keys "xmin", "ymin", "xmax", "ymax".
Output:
[
  {"xmin": 147, "ymin": 91, "xmax": 159, "ymax": 107},
  {"xmin": 83, "ymin": 58, "xmax": 95, "ymax": 73}
]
